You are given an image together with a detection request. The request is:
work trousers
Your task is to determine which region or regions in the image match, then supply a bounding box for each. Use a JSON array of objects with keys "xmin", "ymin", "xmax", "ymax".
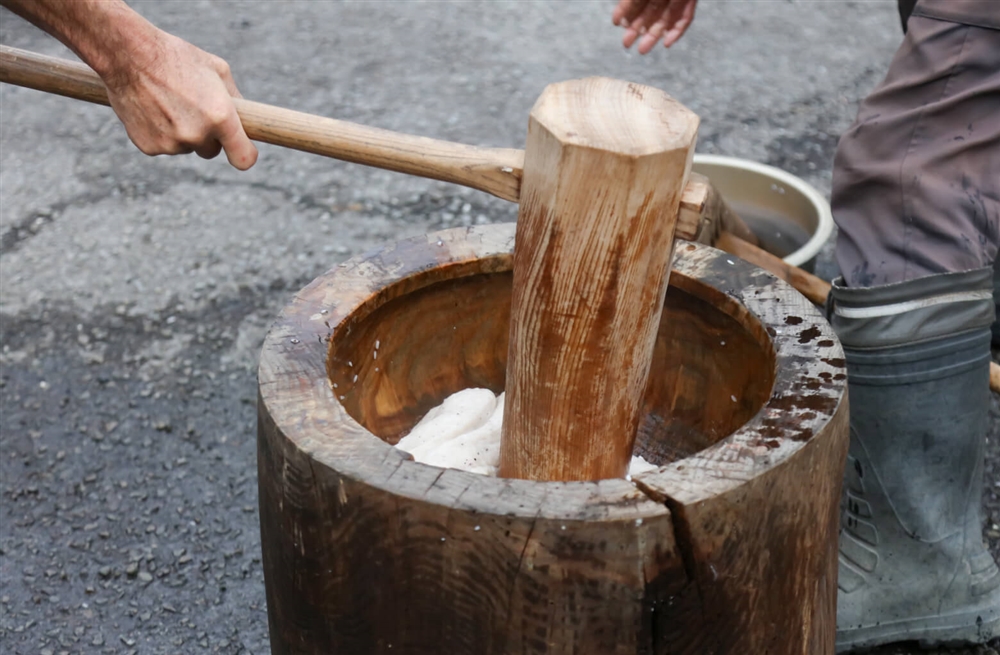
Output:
[{"xmin": 831, "ymin": 1, "xmax": 1000, "ymax": 288}]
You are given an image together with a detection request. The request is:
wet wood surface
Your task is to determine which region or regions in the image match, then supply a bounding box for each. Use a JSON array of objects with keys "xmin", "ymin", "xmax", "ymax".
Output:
[
  {"xmin": 499, "ymin": 78, "xmax": 699, "ymax": 481},
  {"xmin": 257, "ymin": 224, "xmax": 849, "ymax": 654}
]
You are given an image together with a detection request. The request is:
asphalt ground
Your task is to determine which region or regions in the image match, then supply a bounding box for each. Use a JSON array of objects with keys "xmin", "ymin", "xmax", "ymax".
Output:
[{"xmin": 1, "ymin": 1, "xmax": 998, "ymax": 653}]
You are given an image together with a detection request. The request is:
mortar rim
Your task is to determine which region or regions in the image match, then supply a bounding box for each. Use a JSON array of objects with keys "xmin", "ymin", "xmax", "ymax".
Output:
[{"xmin": 257, "ymin": 224, "xmax": 847, "ymax": 522}]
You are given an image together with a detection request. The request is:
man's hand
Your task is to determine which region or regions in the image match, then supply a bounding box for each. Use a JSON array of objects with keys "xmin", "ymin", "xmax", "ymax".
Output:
[
  {"xmin": 1, "ymin": 0, "xmax": 257, "ymax": 170},
  {"xmin": 612, "ymin": 0, "xmax": 698, "ymax": 54},
  {"xmin": 103, "ymin": 30, "xmax": 258, "ymax": 170}
]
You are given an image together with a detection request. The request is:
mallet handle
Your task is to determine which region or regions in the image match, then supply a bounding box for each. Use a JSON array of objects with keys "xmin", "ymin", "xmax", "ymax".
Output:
[
  {"xmin": 0, "ymin": 44, "xmax": 523, "ymax": 201},
  {"xmin": 0, "ymin": 44, "xmax": 713, "ymax": 224}
]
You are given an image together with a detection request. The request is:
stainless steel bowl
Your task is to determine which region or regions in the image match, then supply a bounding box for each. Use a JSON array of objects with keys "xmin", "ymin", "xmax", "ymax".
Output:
[{"xmin": 692, "ymin": 155, "xmax": 834, "ymax": 272}]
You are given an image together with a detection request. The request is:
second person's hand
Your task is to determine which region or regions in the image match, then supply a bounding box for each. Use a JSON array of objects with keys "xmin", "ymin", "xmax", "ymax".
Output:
[{"xmin": 612, "ymin": 0, "xmax": 698, "ymax": 54}]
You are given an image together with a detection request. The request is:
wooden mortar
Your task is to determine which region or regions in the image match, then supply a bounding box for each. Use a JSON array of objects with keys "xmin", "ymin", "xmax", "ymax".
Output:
[{"xmin": 257, "ymin": 224, "xmax": 849, "ymax": 655}]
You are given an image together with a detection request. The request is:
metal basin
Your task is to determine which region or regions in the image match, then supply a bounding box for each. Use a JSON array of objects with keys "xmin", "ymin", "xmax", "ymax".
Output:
[{"xmin": 693, "ymin": 154, "xmax": 833, "ymax": 271}]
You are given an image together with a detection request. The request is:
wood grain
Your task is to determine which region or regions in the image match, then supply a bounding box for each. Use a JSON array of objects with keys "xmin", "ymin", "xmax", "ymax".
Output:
[
  {"xmin": 499, "ymin": 78, "xmax": 699, "ymax": 481},
  {"xmin": 0, "ymin": 43, "xmax": 108, "ymax": 105},
  {"xmin": 634, "ymin": 240, "xmax": 850, "ymax": 655},
  {"xmin": 257, "ymin": 224, "xmax": 848, "ymax": 654},
  {"xmin": 235, "ymin": 98, "xmax": 524, "ymax": 202}
]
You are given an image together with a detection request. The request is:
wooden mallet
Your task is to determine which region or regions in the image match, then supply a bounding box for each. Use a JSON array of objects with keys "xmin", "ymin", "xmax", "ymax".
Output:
[
  {"xmin": 0, "ymin": 45, "xmax": 727, "ymax": 239},
  {"xmin": 499, "ymin": 78, "xmax": 698, "ymax": 481},
  {"xmin": 0, "ymin": 45, "xmax": 763, "ymax": 480}
]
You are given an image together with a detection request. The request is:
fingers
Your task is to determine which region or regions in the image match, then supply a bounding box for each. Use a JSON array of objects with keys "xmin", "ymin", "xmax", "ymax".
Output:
[
  {"xmin": 212, "ymin": 55, "xmax": 242, "ymax": 98},
  {"xmin": 205, "ymin": 56, "xmax": 255, "ymax": 168},
  {"xmin": 114, "ymin": 106, "xmax": 195, "ymax": 157},
  {"xmin": 612, "ymin": 0, "xmax": 626, "ymax": 25},
  {"xmin": 662, "ymin": 0, "xmax": 696, "ymax": 48},
  {"xmin": 637, "ymin": 15, "xmax": 669, "ymax": 54},
  {"xmin": 117, "ymin": 85, "xmax": 256, "ymax": 169},
  {"xmin": 615, "ymin": 0, "xmax": 697, "ymax": 53},
  {"xmin": 213, "ymin": 106, "xmax": 258, "ymax": 171},
  {"xmin": 618, "ymin": 0, "xmax": 669, "ymax": 52},
  {"xmin": 613, "ymin": 0, "xmax": 645, "ymax": 27},
  {"xmin": 208, "ymin": 63, "xmax": 257, "ymax": 169},
  {"xmin": 622, "ymin": 25, "xmax": 642, "ymax": 50}
]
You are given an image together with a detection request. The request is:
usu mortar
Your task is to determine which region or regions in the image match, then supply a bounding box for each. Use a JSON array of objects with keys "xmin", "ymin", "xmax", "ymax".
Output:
[{"xmin": 257, "ymin": 224, "xmax": 849, "ymax": 654}]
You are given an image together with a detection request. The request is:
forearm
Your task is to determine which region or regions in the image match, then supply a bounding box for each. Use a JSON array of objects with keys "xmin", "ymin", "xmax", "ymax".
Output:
[
  {"xmin": 2, "ymin": 0, "xmax": 258, "ymax": 169},
  {"xmin": 0, "ymin": 0, "xmax": 158, "ymax": 81}
]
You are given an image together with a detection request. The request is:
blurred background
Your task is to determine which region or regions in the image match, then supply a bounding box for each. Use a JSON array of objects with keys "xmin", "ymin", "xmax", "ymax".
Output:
[{"xmin": 4, "ymin": 2, "xmax": 993, "ymax": 654}]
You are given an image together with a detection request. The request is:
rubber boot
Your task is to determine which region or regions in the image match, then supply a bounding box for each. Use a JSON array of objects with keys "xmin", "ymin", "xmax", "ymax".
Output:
[{"xmin": 830, "ymin": 268, "xmax": 1000, "ymax": 652}]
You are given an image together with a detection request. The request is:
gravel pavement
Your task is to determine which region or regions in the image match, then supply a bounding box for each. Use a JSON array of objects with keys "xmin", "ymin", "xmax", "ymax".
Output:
[{"xmin": 1, "ymin": 1, "xmax": 998, "ymax": 653}]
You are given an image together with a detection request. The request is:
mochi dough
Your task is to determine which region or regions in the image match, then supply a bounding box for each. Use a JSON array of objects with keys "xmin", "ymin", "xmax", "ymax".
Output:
[{"xmin": 396, "ymin": 388, "xmax": 657, "ymax": 478}]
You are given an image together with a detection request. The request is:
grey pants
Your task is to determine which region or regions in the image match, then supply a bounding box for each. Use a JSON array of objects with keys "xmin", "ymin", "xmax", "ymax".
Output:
[{"xmin": 832, "ymin": 1, "xmax": 1000, "ymax": 288}]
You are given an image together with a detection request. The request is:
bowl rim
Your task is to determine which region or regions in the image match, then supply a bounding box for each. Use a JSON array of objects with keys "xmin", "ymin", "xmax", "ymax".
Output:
[{"xmin": 693, "ymin": 153, "xmax": 834, "ymax": 268}]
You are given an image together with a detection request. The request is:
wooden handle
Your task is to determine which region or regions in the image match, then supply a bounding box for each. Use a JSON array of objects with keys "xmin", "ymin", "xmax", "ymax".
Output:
[
  {"xmin": 0, "ymin": 43, "xmax": 109, "ymax": 105},
  {"xmin": 234, "ymin": 98, "xmax": 524, "ymax": 201},
  {"xmin": 0, "ymin": 45, "xmax": 523, "ymax": 201},
  {"xmin": 0, "ymin": 44, "xmax": 710, "ymax": 226},
  {"xmin": 717, "ymin": 199, "xmax": 759, "ymax": 246}
]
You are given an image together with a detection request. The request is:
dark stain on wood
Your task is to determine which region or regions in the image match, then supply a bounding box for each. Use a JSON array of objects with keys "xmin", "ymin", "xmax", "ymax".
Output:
[
  {"xmin": 257, "ymin": 225, "xmax": 849, "ymax": 655},
  {"xmin": 798, "ymin": 325, "xmax": 823, "ymax": 344}
]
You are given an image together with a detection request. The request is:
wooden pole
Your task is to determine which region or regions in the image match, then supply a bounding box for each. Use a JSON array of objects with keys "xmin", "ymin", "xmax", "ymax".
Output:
[
  {"xmin": 0, "ymin": 45, "xmax": 713, "ymax": 233},
  {"xmin": 499, "ymin": 78, "xmax": 698, "ymax": 481}
]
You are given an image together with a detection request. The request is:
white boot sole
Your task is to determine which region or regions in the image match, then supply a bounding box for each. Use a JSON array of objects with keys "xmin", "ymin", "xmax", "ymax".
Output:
[{"xmin": 835, "ymin": 600, "xmax": 1000, "ymax": 653}]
